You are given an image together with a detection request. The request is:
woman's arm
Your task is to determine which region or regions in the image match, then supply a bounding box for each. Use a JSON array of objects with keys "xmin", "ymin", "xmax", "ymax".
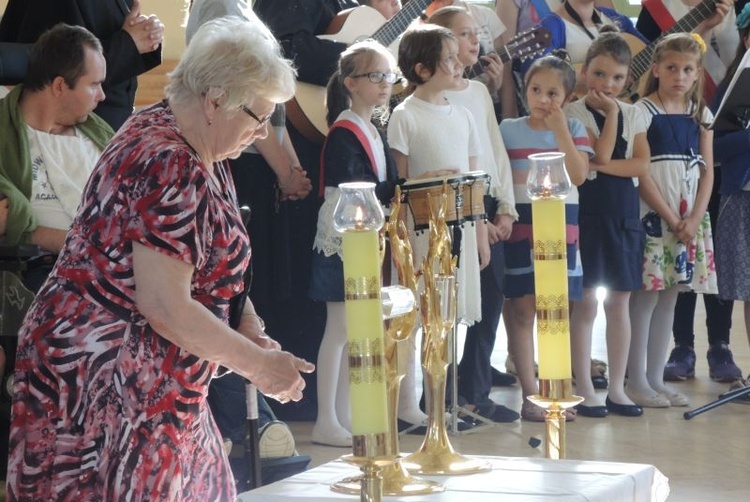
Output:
[
  {"xmin": 237, "ymin": 301, "xmax": 281, "ymax": 351},
  {"xmin": 132, "ymin": 242, "xmax": 314, "ymax": 402}
]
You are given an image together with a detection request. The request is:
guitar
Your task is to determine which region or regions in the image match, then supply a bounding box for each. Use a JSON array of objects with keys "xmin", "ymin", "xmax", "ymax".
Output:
[
  {"xmin": 464, "ymin": 26, "xmax": 552, "ymax": 80},
  {"xmin": 620, "ymin": 0, "xmax": 717, "ymax": 101},
  {"xmin": 287, "ymin": 1, "xmax": 432, "ymax": 144}
]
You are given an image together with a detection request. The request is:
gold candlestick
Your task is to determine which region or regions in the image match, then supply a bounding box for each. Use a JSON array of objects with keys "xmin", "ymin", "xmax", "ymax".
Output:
[
  {"xmin": 402, "ymin": 185, "xmax": 489, "ymax": 476},
  {"xmin": 333, "ymin": 182, "xmax": 393, "ymax": 501},
  {"xmin": 526, "ymin": 152, "xmax": 583, "ymax": 460},
  {"xmin": 333, "ymin": 188, "xmax": 443, "ymax": 496}
]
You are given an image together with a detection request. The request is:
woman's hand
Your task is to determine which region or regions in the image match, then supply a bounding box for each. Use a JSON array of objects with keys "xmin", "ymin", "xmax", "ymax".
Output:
[
  {"xmin": 238, "ymin": 312, "xmax": 281, "ymax": 350},
  {"xmin": 122, "ymin": 0, "xmax": 164, "ymax": 53},
  {"xmin": 254, "ymin": 350, "xmax": 315, "ymax": 404},
  {"xmin": 279, "ymin": 165, "xmax": 312, "ymax": 200}
]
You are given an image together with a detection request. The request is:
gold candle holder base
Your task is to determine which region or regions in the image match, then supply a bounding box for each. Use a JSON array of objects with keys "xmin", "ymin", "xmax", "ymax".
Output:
[
  {"xmin": 331, "ymin": 434, "xmax": 397, "ymax": 502},
  {"xmin": 333, "ymin": 454, "xmax": 396, "ymax": 502},
  {"xmin": 401, "ymin": 368, "xmax": 490, "ymax": 476},
  {"xmin": 527, "ymin": 379, "xmax": 583, "ymax": 460},
  {"xmin": 401, "ymin": 447, "xmax": 490, "ymax": 476},
  {"xmin": 332, "ymin": 457, "xmax": 444, "ymax": 496}
]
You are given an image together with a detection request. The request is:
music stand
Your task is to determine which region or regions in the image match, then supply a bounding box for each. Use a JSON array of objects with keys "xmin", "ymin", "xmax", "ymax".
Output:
[
  {"xmin": 710, "ymin": 48, "xmax": 750, "ymax": 132},
  {"xmin": 684, "ymin": 384, "xmax": 750, "ymax": 420}
]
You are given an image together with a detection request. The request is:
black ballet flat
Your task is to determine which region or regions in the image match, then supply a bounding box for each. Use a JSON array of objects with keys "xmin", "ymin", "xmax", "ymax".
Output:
[
  {"xmin": 605, "ymin": 396, "xmax": 644, "ymax": 417},
  {"xmin": 575, "ymin": 403, "xmax": 609, "ymax": 418}
]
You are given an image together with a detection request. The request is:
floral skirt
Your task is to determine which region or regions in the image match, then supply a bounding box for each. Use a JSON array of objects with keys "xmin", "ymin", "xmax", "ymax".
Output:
[{"xmin": 640, "ymin": 210, "xmax": 717, "ymax": 293}]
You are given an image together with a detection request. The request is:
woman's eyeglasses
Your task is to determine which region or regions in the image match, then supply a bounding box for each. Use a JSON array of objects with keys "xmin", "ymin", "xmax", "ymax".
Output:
[
  {"xmin": 241, "ymin": 105, "xmax": 273, "ymax": 129},
  {"xmin": 351, "ymin": 71, "xmax": 399, "ymax": 84}
]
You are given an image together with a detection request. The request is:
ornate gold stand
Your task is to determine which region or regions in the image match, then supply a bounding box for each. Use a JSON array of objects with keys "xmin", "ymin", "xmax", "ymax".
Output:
[
  {"xmin": 527, "ymin": 379, "xmax": 583, "ymax": 459},
  {"xmin": 401, "ymin": 187, "xmax": 490, "ymax": 476},
  {"xmin": 333, "ymin": 190, "xmax": 444, "ymax": 496},
  {"xmin": 332, "ymin": 434, "xmax": 395, "ymax": 501},
  {"xmin": 332, "ymin": 362, "xmax": 444, "ymax": 495},
  {"xmin": 401, "ymin": 358, "xmax": 490, "ymax": 475}
]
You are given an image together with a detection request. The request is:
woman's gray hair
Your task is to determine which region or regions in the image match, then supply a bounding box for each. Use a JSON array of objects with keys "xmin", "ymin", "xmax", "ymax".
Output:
[{"xmin": 166, "ymin": 16, "xmax": 296, "ymax": 113}]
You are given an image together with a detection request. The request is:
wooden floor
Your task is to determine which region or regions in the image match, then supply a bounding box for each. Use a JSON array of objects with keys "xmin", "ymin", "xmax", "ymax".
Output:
[{"xmin": 283, "ymin": 293, "xmax": 750, "ymax": 501}]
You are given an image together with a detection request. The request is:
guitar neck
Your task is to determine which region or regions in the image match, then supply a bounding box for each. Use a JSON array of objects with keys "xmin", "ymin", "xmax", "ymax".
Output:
[
  {"xmin": 372, "ymin": 0, "xmax": 430, "ymax": 47},
  {"xmin": 465, "ymin": 48, "xmax": 513, "ymax": 80},
  {"xmin": 630, "ymin": 0, "xmax": 716, "ymax": 83}
]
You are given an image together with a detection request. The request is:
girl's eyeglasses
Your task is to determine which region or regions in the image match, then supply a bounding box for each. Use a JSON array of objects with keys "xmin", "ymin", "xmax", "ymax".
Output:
[{"xmin": 351, "ymin": 71, "xmax": 399, "ymax": 84}]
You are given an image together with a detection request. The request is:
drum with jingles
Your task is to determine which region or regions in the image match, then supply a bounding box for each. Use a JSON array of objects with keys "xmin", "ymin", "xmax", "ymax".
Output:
[{"xmin": 401, "ymin": 174, "xmax": 467, "ymax": 231}]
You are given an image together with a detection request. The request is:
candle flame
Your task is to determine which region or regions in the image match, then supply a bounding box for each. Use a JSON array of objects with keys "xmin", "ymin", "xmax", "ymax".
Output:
[
  {"xmin": 541, "ymin": 172, "xmax": 552, "ymax": 198},
  {"xmin": 354, "ymin": 206, "xmax": 365, "ymax": 229}
]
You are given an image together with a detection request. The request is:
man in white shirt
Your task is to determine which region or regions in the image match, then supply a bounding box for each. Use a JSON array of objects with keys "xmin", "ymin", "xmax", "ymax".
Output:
[{"xmin": 0, "ymin": 24, "xmax": 113, "ymax": 291}]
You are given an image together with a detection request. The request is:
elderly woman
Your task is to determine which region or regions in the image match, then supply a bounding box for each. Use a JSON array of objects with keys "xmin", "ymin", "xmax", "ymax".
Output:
[{"xmin": 7, "ymin": 16, "xmax": 313, "ymax": 501}]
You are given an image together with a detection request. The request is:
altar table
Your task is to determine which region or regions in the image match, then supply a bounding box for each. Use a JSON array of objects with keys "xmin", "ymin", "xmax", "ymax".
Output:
[{"xmin": 239, "ymin": 455, "xmax": 669, "ymax": 501}]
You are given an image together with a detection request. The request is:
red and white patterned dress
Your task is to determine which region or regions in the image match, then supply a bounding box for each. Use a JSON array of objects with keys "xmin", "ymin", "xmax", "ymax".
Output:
[{"xmin": 7, "ymin": 101, "xmax": 249, "ymax": 501}]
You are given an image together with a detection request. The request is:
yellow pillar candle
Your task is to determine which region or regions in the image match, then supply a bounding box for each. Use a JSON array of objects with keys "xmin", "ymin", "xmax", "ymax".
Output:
[
  {"xmin": 532, "ymin": 197, "xmax": 572, "ymax": 381},
  {"xmin": 342, "ymin": 229, "xmax": 389, "ymax": 436}
]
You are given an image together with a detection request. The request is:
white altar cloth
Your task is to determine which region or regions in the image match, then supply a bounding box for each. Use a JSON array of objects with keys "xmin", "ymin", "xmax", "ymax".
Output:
[{"xmin": 240, "ymin": 455, "xmax": 669, "ymax": 501}]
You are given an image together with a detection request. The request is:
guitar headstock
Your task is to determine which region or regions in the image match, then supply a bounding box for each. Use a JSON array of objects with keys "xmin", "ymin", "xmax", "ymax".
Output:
[{"xmin": 505, "ymin": 27, "xmax": 552, "ymax": 62}]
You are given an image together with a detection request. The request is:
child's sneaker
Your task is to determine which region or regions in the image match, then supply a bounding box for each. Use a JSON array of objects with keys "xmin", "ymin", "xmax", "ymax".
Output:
[
  {"xmin": 663, "ymin": 345, "xmax": 696, "ymax": 381},
  {"xmin": 707, "ymin": 343, "xmax": 743, "ymax": 383}
]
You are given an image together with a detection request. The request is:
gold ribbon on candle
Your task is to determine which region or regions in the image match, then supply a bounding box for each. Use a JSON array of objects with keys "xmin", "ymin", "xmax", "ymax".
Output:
[
  {"xmin": 345, "ymin": 276, "xmax": 380, "ymax": 300},
  {"xmin": 533, "ymin": 239, "xmax": 566, "ymax": 261},
  {"xmin": 349, "ymin": 338, "xmax": 386, "ymax": 385}
]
